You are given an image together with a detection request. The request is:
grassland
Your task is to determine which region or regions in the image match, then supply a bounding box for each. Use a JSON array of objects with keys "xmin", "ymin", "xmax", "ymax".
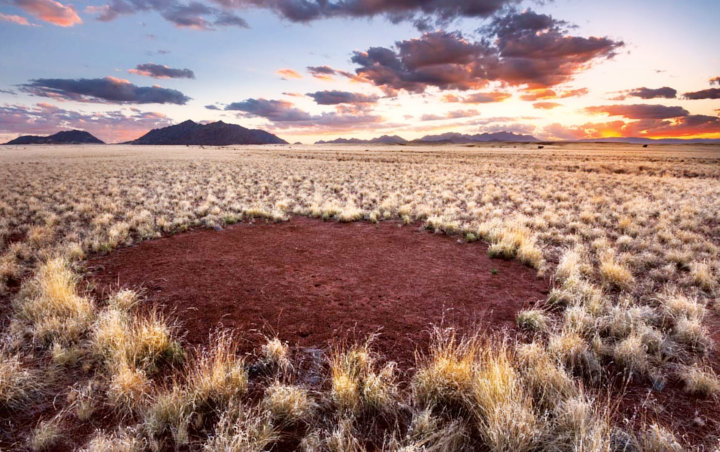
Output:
[{"xmin": 0, "ymin": 143, "xmax": 719, "ymax": 450}]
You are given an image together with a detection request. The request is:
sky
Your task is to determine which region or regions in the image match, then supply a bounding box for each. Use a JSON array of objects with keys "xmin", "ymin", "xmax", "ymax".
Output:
[{"xmin": 1, "ymin": 0, "xmax": 719, "ymax": 143}]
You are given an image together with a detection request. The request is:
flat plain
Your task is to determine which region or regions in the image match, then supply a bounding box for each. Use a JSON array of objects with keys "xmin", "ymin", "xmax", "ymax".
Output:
[{"xmin": 1, "ymin": 143, "xmax": 719, "ymax": 451}]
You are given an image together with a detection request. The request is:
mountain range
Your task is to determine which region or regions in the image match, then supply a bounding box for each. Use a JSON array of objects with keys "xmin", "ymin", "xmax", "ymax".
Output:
[
  {"xmin": 126, "ymin": 120, "xmax": 287, "ymax": 145},
  {"xmin": 5, "ymin": 130, "xmax": 104, "ymax": 145},
  {"xmin": 316, "ymin": 131, "xmax": 538, "ymax": 145}
]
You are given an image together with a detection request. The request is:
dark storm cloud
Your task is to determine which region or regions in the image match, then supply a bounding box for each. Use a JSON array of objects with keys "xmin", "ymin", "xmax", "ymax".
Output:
[
  {"xmin": 585, "ymin": 104, "xmax": 689, "ymax": 119},
  {"xmin": 129, "ymin": 63, "xmax": 196, "ymax": 79},
  {"xmin": 349, "ymin": 11, "xmax": 622, "ymax": 94},
  {"xmin": 626, "ymin": 86, "xmax": 677, "ymax": 99},
  {"xmin": 90, "ymin": 0, "xmax": 247, "ymax": 30},
  {"xmin": 306, "ymin": 90, "xmax": 378, "ymax": 105},
  {"xmin": 683, "ymin": 88, "xmax": 720, "ymax": 100},
  {"xmin": 21, "ymin": 77, "xmax": 191, "ymax": 104}
]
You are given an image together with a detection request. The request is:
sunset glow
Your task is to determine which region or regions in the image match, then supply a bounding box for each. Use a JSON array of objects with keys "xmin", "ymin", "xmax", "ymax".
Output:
[{"xmin": 1, "ymin": 0, "xmax": 719, "ymax": 143}]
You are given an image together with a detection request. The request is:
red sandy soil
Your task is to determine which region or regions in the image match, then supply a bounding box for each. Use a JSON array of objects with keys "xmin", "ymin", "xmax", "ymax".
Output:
[{"xmin": 86, "ymin": 217, "xmax": 548, "ymax": 368}]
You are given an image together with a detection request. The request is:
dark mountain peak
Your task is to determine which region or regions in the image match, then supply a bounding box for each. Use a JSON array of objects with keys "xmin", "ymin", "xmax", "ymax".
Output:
[
  {"xmin": 5, "ymin": 130, "xmax": 104, "ymax": 145},
  {"xmin": 127, "ymin": 120, "xmax": 286, "ymax": 145}
]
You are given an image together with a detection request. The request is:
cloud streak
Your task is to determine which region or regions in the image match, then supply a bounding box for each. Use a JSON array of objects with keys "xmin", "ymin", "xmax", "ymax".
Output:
[
  {"xmin": 585, "ymin": 104, "xmax": 688, "ymax": 119},
  {"xmin": 89, "ymin": 0, "xmax": 247, "ymax": 30},
  {"xmin": 129, "ymin": 63, "xmax": 195, "ymax": 79},
  {"xmin": 307, "ymin": 90, "xmax": 378, "ymax": 105},
  {"xmin": 21, "ymin": 76, "xmax": 191, "ymax": 104}
]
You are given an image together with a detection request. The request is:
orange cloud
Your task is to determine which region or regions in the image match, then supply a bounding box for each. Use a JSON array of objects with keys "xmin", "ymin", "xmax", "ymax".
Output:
[
  {"xmin": 13, "ymin": 0, "xmax": 82, "ymax": 27},
  {"xmin": 442, "ymin": 91, "xmax": 511, "ymax": 103},
  {"xmin": 520, "ymin": 89, "xmax": 557, "ymax": 101},
  {"xmin": 0, "ymin": 12, "xmax": 34, "ymax": 25},
  {"xmin": 276, "ymin": 69, "xmax": 303, "ymax": 80},
  {"xmin": 545, "ymin": 115, "xmax": 720, "ymax": 140},
  {"xmin": 533, "ymin": 102, "xmax": 561, "ymax": 110}
]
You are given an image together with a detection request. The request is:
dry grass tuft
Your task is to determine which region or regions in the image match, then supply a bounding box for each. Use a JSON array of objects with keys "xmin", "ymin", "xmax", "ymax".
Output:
[
  {"xmin": 263, "ymin": 382, "xmax": 316, "ymax": 424},
  {"xmin": 0, "ymin": 351, "xmax": 37, "ymax": 410},
  {"xmin": 679, "ymin": 365, "xmax": 720, "ymax": 397},
  {"xmin": 15, "ymin": 257, "xmax": 94, "ymax": 345}
]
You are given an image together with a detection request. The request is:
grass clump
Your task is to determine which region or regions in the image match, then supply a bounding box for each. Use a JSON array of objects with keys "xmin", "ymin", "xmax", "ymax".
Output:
[
  {"xmin": 679, "ymin": 365, "xmax": 720, "ymax": 397},
  {"xmin": 0, "ymin": 351, "xmax": 37, "ymax": 410},
  {"xmin": 330, "ymin": 341, "xmax": 397, "ymax": 414},
  {"xmin": 15, "ymin": 257, "xmax": 94, "ymax": 345},
  {"xmin": 516, "ymin": 309, "xmax": 549, "ymax": 332},
  {"xmin": 263, "ymin": 382, "xmax": 316, "ymax": 424}
]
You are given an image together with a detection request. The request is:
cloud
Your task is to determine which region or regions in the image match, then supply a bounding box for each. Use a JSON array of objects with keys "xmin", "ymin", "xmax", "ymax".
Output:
[
  {"xmin": 209, "ymin": 0, "xmax": 519, "ymax": 28},
  {"xmin": 21, "ymin": 76, "xmax": 191, "ymax": 104},
  {"xmin": 10, "ymin": 0, "xmax": 81, "ymax": 26},
  {"xmin": 224, "ymin": 96, "xmax": 387, "ymax": 132},
  {"xmin": 421, "ymin": 109, "xmax": 479, "ymax": 121},
  {"xmin": 545, "ymin": 115, "xmax": 720, "ymax": 140},
  {"xmin": 0, "ymin": 12, "xmax": 35, "ymax": 25},
  {"xmin": 585, "ymin": 104, "xmax": 688, "ymax": 119},
  {"xmin": 307, "ymin": 65, "xmax": 337, "ymax": 80},
  {"xmin": 442, "ymin": 91, "xmax": 511, "ymax": 103},
  {"xmin": 89, "ymin": 0, "xmax": 247, "ymax": 30},
  {"xmin": 225, "ymin": 98, "xmax": 311, "ymax": 121},
  {"xmin": 307, "ymin": 90, "xmax": 378, "ymax": 105},
  {"xmin": 520, "ymin": 87, "xmax": 588, "ymax": 101},
  {"xmin": 350, "ymin": 11, "xmax": 622, "ymax": 94},
  {"xmin": 533, "ymin": 101, "xmax": 561, "ymax": 110},
  {"xmin": 683, "ymin": 88, "xmax": 720, "ymax": 100},
  {"xmin": 205, "ymin": 104, "xmax": 220, "ymax": 110},
  {"xmin": 277, "ymin": 68, "xmax": 303, "ymax": 80},
  {"xmin": 0, "ymin": 103, "xmax": 173, "ymax": 142},
  {"xmin": 129, "ymin": 63, "xmax": 195, "ymax": 79},
  {"xmin": 711, "ymin": 77, "xmax": 720, "ymax": 86},
  {"xmin": 625, "ymin": 86, "xmax": 677, "ymax": 99}
]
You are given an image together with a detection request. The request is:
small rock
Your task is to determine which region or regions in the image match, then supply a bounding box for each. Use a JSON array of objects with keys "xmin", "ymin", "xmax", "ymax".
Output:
[{"xmin": 694, "ymin": 417, "xmax": 706, "ymax": 427}]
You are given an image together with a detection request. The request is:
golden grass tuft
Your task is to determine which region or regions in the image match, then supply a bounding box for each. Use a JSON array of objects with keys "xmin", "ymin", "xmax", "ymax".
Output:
[{"xmin": 15, "ymin": 257, "xmax": 95, "ymax": 345}]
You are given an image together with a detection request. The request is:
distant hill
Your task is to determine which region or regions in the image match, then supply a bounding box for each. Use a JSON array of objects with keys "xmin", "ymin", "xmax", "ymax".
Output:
[
  {"xmin": 316, "ymin": 135, "xmax": 408, "ymax": 145},
  {"xmin": 316, "ymin": 131, "xmax": 538, "ymax": 145},
  {"xmin": 576, "ymin": 137, "xmax": 720, "ymax": 145},
  {"xmin": 5, "ymin": 130, "xmax": 104, "ymax": 145},
  {"xmin": 414, "ymin": 131, "xmax": 538, "ymax": 143},
  {"xmin": 127, "ymin": 120, "xmax": 287, "ymax": 145}
]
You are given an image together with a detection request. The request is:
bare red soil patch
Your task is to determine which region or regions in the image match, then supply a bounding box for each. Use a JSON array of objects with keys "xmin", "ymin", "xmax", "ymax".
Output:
[{"xmin": 86, "ymin": 217, "xmax": 548, "ymax": 367}]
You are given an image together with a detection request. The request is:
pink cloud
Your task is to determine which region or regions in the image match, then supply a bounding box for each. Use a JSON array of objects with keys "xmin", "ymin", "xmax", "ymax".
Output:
[
  {"xmin": 0, "ymin": 12, "xmax": 35, "ymax": 25},
  {"xmin": 12, "ymin": 0, "xmax": 82, "ymax": 27}
]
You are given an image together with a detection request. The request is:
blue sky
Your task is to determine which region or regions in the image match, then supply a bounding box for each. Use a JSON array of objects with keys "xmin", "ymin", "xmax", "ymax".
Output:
[{"xmin": 1, "ymin": 0, "xmax": 719, "ymax": 143}]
